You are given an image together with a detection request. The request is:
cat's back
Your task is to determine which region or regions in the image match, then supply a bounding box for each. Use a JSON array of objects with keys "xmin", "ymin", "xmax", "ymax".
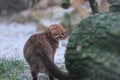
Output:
[
  {"xmin": 27, "ymin": 32, "xmax": 47, "ymax": 44},
  {"xmin": 24, "ymin": 32, "xmax": 47, "ymax": 53}
]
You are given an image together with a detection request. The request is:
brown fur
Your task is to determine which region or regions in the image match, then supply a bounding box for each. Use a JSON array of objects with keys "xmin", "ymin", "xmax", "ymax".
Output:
[{"xmin": 23, "ymin": 24, "xmax": 70, "ymax": 80}]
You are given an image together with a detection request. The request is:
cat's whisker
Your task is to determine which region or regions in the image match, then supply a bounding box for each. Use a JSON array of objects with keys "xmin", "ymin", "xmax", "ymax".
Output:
[{"xmin": 54, "ymin": 35, "xmax": 59, "ymax": 38}]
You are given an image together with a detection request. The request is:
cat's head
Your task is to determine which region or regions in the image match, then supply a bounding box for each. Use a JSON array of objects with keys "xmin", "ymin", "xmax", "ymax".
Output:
[{"xmin": 49, "ymin": 24, "xmax": 67, "ymax": 41}]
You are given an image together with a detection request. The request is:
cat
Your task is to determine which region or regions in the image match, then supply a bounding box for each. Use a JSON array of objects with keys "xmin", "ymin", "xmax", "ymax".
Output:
[{"xmin": 23, "ymin": 24, "xmax": 70, "ymax": 80}]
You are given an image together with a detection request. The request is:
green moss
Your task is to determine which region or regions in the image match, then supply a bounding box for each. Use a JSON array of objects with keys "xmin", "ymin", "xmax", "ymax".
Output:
[
  {"xmin": 109, "ymin": 4, "xmax": 120, "ymax": 13},
  {"xmin": 0, "ymin": 58, "xmax": 28, "ymax": 80},
  {"xmin": 65, "ymin": 13, "xmax": 120, "ymax": 80},
  {"xmin": 107, "ymin": 0, "xmax": 120, "ymax": 5}
]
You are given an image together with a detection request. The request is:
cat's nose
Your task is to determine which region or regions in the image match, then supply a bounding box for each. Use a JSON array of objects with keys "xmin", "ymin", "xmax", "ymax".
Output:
[
  {"xmin": 63, "ymin": 33, "xmax": 67, "ymax": 38},
  {"xmin": 63, "ymin": 35, "xmax": 67, "ymax": 39},
  {"xmin": 65, "ymin": 34, "xmax": 67, "ymax": 38},
  {"xmin": 65, "ymin": 35, "xmax": 67, "ymax": 38}
]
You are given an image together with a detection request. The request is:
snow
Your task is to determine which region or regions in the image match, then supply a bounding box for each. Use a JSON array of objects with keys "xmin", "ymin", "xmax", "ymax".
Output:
[
  {"xmin": 41, "ymin": 19, "xmax": 61, "ymax": 27},
  {"xmin": 55, "ymin": 39, "xmax": 68, "ymax": 65},
  {"xmin": 0, "ymin": 22, "xmax": 68, "ymax": 65},
  {"xmin": 0, "ymin": 22, "xmax": 37, "ymax": 59}
]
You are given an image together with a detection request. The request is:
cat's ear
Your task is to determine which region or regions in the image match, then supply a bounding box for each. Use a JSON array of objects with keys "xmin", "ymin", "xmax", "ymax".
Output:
[{"xmin": 49, "ymin": 24, "xmax": 57, "ymax": 32}]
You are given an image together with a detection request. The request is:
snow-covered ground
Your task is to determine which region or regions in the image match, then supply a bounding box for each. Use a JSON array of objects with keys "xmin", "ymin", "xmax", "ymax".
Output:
[{"xmin": 0, "ymin": 22, "xmax": 68, "ymax": 65}]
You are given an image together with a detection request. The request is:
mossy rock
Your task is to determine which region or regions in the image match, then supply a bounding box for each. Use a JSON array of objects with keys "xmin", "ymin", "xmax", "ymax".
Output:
[
  {"xmin": 107, "ymin": 0, "xmax": 120, "ymax": 5},
  {"xmin": 109, "ymin": 4, "xmax": 120, "ymax": 13},
  {"xmin": 65, "ymin": 13, "xmax": 120, "ymax": 80},
  {"xmin": 107, "ymin": 0, "xmax": 120, "ymax": 13}
]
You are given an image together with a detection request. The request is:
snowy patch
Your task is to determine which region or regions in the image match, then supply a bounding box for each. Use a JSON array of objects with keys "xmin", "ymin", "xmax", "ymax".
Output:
[
  {"xmin": 41, "ymin": 19, "xmax": 61, "ymax": 27},
  {"xmin": 55, "ymin": 39, "xmax": 68, "ymax": 66},
  {"xmin": 0, "ymin": 22, "xmax": 37, "ymax": 59}
]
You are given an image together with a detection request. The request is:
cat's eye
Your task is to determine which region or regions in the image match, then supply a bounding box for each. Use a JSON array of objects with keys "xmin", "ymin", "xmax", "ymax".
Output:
[{"xmin": 61, "ymin": 32, "xmax": 64, "ymax": 35}]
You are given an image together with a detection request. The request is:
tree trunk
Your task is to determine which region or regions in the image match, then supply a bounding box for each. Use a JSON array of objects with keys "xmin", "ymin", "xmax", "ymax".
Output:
[{"xmin": 88, "ymin": 0, "xmax": 98, "ymax": 13}]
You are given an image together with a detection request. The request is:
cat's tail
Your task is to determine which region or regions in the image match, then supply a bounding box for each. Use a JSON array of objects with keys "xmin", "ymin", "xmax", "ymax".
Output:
[{"xmin": 40, "ymin": 53, "xmax": 70, "ymax": 80}]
